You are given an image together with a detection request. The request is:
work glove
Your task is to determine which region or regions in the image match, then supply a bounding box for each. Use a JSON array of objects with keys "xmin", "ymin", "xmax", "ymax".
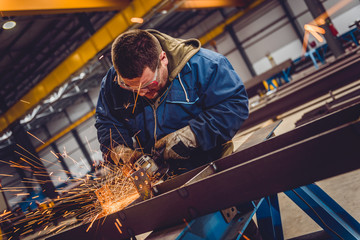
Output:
[
  {"xmin": 110, "ymin": 144, "xmax": 142, "ymax": 166},
  {"xmin": 154, "ymin": 125, "xmax": 199, "ymax": 161}
]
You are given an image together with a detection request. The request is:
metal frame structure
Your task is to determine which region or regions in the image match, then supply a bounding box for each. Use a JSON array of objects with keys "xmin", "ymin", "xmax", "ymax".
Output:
[
  {"xmin": 285, "ymin": 184, "xmax": 360, "ymax": 239},
  {"xmin": 243, "ymin": 50, "xmax": 360, "ymax": 130},
  {"xmin": 48, "ymin": 101, "xmax": 360, "ymax": 240},
  {"xmin": 257, "ymin": 195, "xmax": 284, "ymax": 240}
]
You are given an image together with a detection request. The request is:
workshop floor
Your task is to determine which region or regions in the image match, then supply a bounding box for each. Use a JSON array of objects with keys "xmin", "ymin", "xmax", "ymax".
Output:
[{"xmin": 234, "ymin": 61, "xmax": 360, "ymax": 239}]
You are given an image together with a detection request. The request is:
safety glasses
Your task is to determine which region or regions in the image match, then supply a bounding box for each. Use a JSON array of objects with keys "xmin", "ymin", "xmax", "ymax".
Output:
[{"xmin": 117, "ymin": 62, "xmax": 159, "ymax": 91}]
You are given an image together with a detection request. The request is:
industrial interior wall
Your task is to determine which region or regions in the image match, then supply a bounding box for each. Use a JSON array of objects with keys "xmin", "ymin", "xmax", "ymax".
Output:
[
  {"xmin": 55, "ymin": 132, "xmax": 90, "ymax": 178},
  {"xmin": 184, "ymin": 0, "xmax": 360, "ymax": 81},
  {"xmin": 28, "ymin": 0, "xmax": 360, "ymax": 193},
  {"xmin": 46, "ymin": 112, "xmax": 71, "ymax": 136},
  {"xmin": 76, "ymin": 117, "xmax": 102, "ymax": 166}
]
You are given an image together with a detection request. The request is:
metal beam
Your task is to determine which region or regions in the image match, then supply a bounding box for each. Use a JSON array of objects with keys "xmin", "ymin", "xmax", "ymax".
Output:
[
  {"xmin": 167, "ymin": 0, "xmax": 251, "ymax": 10},
  {"xmin": 226, "ymin": 24, "xmax": 257, "ymax": 77},
  {"xmin": 278, "ymin": 0, "xmax": 304, "ymax": 45},
  {"xmin": 242, "ymin": 50, "xmax": 360, "ymax": 130},
  {"xmin": 304, "ymin": 0, "xmax": 344, "ymax": 58},
  {"xmin": 285, "ymin": 184, "xmax": 360, "ymax": 239},
  {"xmin": 49, "ymin": 103, "xmax": 360, "ymax": 239},
  {"xmin": 0, "ymin": 0, "xmax": 130, "ymax": 16}
]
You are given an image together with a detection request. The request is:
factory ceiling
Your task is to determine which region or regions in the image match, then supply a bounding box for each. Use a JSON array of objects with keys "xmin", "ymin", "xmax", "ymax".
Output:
[{"xmin": 0, "ymin": 0, "xmax": 260, "ymax": 147}]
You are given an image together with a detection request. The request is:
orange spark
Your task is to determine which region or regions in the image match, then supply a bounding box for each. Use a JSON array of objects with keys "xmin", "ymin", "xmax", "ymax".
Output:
[
  {"xmin": 20, "ymin": 100, "xmax": 30, "ymax": 104},
  {"xmin": 26, "ymin": 131, "xmax": 45, "ymax": 144},
  {"xmin": 130, "ymin": 17, "xmax": 144, "ymax": 24},
  {"xmin": 86, "ymin": 213, "xmax": 100, "ymax": 232},
  {"xmin": 132, "ymin": 83, "xmax": 142, "ymax": 114},
  {"xmin": 304, "ymin": 24, "xmax": 325, "ymax": 34},
  {"xmin": 16, "ymin": 193, "xmax": 30, "ymax": 196},
  {"xmin": 183, "ymin": 218, "xmax": 191, "ymax": 230},
  {"xmin": 18, "ymin": 156, "xmax": 41, "ymax": 169},
  {"xmin": 0, "ymin": 174, "xmax": 13, "ymax": 177},
  {"xmin": 135, "ymin": 136, "xmax": 144, "ymax": 155},
  {"xmin": 116, "ymin": 218, "xmax": 122, "ymax": 227},
  {"xmin": 304, "ymin": 24, "xmax": 325, "ymax": 42},
  {"xmin": 123, "ymin": 102, "xmax": 131, "ymax": 109},
  {"xmin": 16, "ymin": 144, "xmax": 46, "ymax": 168},
  {"xmin": 242, "ymin": 234, "xmax": 250, "ymax": 240},
  {"xmin": 115, "ymin": 221, "xmax": 123, "ymax": 234},
  {"xmin": 50, "ymin": 150, "xmax": 59, "ymax": 159}
]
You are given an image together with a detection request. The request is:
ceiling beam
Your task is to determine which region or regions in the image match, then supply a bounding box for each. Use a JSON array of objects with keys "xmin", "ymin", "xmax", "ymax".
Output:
[
  {"xmin": 164, "ymin": 0, "xmax": 252, "ymax": 10},
  {"xmin": 0, "ymin": 0, "xmax": 165, "ymax": 133},
  {"xmin": 182, "ymin": 0, "xmax": 249, "ymax": 9},
  {"xmin": 0, "ymin": 0, "xmax": 130, "ymax": 16}
]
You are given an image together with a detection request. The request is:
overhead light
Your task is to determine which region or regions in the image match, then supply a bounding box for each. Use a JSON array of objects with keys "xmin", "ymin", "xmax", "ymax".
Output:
[
  {"xmin": 0, "ymin": 131, "xmax": 12, "ymax": 141},
  {"xmin": 161, "ymin": 10, "xmax": 168, "ymax": 14},
  {"xmin": 20, "ymin": 106, "xmax": 41, "ymax": 124},
  {"xmin": 44, "ymin": 83, "xmax": 68, "ymax": 104},
  {"xmin": 79, "ymin": 72, "xmax": 86, "ymax": 79},
  {"xmin": 2, "ymin": 20, "xmax": 16, "ymax": 30},
  {"xmin": 130, "ymin": 17, "xmax": 144, "ymax": 24}
]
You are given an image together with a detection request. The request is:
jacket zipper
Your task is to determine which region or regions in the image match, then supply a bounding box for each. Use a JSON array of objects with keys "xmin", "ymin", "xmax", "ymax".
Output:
[
  {"xmin": 146, "ymin": 82, "xmax": 172, "ymax": 144},
  {"xmin": 150, "ymin": 101, "xmax": 158, "ymax": 142},
  {"xmin": 149, "ymin": 91, "xmax": 164, "ymax": 143}
]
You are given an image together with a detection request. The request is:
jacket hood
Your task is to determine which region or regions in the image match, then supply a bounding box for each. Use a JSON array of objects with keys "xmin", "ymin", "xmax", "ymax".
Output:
[{"xmin": 147, "ymin": 29, "xmax": 201, "ymax": 81}]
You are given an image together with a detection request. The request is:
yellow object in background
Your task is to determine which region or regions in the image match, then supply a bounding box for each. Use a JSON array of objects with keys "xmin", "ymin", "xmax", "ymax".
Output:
[{"xmin": 263, "ymin": 79, "xmax": 279, "ymax": 91}]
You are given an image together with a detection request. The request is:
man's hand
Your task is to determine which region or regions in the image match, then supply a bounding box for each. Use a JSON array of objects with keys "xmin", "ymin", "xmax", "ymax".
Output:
[
  {"xmin": 154, "ymin": 125, "xmax": 198, "ymax": 160},
  {"xmin": 110, "ymin": 145, "xmax": 142, "ymax": 166}
]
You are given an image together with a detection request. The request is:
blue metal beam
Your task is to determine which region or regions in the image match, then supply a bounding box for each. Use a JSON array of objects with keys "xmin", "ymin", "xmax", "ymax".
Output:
[{"xmin": 285, "ymin": 183, "xmax": 360, "ymax": 240}]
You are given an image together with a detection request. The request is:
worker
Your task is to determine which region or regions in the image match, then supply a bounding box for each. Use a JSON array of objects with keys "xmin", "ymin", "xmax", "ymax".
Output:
[
  {"xmin": 95, "ymin": 29, "xmax": 261, "ymax": 240},
  {"xmin": 95, "ymin": 29, "xmax": 248, "ymax": 174}
]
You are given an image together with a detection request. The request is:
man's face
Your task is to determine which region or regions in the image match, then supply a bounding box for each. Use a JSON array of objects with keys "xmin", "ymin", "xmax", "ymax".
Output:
[{"xmin": 119, "ymin": 51, "xmax": 169, "ymax": 100}]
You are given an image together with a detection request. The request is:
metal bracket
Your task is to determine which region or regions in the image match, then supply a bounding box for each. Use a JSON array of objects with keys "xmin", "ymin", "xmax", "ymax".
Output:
[
  {"xmin": 131, "ymin": 168, "xmax": 152, "ymax": 200},
  {"xmin": 220, "ymin": 206, "xmax": 237, "ymax": 223}
]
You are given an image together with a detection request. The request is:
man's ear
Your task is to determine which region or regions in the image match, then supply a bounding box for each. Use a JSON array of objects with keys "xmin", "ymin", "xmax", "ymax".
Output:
[{"xmin": 160, "ymin": 51, "xmax": 168, "ymax": 66}]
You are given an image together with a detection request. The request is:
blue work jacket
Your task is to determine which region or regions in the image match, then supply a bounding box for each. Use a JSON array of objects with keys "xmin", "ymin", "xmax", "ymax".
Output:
[{"xmin": 95, "ymin": 48, "xmax": 249, "ymax": 164}]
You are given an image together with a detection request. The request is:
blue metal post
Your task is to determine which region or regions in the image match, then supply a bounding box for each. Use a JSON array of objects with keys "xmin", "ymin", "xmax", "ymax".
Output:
[
  {"xmin": 177, "ymin": 201, "xmax": 262, "ymax": 240},
  {"xmin": 256, "ymin": 195, "xmax": 284, "ymax": 240},
  {"xmin": 285, "ymin": 183, "xmax": 360, "ymax": 240},
  {"xmin": 177, "ymin": 211, "xmax": 230, "ymax": 240}
]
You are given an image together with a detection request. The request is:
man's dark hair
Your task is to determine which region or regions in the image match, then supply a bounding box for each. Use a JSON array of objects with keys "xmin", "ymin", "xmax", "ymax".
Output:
[{"xmin": 111, "ymin": 29, "xmax": 162, "ymax": 79}]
